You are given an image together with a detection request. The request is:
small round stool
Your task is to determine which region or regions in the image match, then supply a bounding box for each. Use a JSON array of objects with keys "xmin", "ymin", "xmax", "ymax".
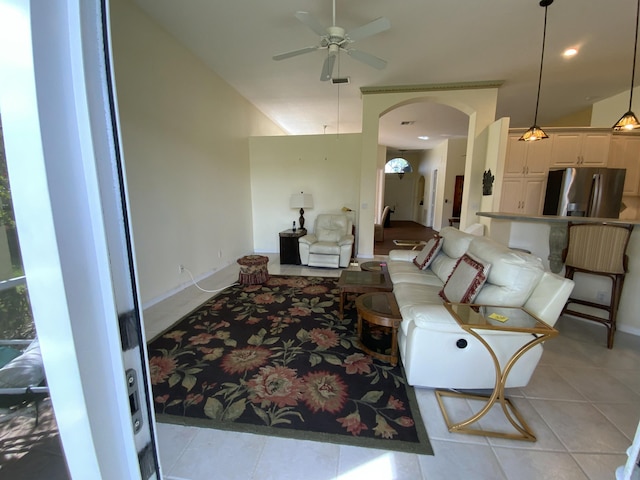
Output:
[{"xmin": 237, "ymin": 255, "xmax": 269, "ymax": 285}]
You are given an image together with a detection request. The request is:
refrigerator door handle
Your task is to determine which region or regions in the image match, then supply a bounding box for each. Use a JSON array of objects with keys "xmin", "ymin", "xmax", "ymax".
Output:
[{"xmin": 588, "ymin": 173, "xmax": 601, "ymax": 217}]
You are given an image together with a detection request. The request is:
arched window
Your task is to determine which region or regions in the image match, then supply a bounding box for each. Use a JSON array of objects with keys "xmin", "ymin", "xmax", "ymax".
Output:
[
  {"xmin": 385, "ymin": 157, "xmax": 412, "ymax": 179},
  {"xmin": 384, "ymin": 157, "xmax": 412, "ymax": 174}
]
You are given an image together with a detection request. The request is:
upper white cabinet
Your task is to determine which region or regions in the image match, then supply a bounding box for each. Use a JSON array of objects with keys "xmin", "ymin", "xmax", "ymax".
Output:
[
  {"xmin": 504, "ymin": 134, "xmax": 552, "ymax": 177},
  {"xmin": 549, "ymin": 131, "xmax": 611, "ymax": 168},
  {"xmin": 608, "ymin": 135, "xmax": 640, "ymax": 195}
]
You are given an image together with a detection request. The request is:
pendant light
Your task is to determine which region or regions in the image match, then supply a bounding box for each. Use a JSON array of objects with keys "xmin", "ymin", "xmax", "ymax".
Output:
[
  {"xmin": 519, "ymin": 0, "xmax": 554, "ymax": 142},
  {"xmin": 613, "ymin": 0, "xmax": 640, "ymax": 131}
]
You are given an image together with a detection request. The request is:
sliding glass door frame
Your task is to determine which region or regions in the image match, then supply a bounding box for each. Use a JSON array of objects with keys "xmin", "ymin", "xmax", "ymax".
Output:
[{"xmin": 0, "ymin": 0, "xmax": 160, "ymax": 477}]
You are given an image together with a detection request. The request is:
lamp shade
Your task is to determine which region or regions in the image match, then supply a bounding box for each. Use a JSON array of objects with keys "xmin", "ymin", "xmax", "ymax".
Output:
[
  {"xmin": 290, "ymin": 193, "xmax": 314, "ymax": 209},
  {"xmin": 613, "ymin": 110, "xmax": 640, "ymax": 131},
  {"xmin": 519, "ymin": 125, "xmax": 549, "ymax": 142}
]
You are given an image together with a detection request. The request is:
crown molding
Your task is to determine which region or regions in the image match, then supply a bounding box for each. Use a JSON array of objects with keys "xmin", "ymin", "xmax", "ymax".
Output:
[{"xmin": 360, "ymin": 80, "xmax": 504, "ymax": 95}]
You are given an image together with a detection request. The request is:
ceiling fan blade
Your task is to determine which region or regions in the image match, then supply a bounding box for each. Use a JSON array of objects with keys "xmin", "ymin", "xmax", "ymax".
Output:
[
  {"xmin": 273, "ymin": 46, "xmax": 319, "ymax": 61},
  {"xmin": 346, "ymin": 17, "xmax": 390, "ymax": 43},
  {"xmin": 320, "ymin": 54, "xmax": 336, "ymax": 81},
  {"xmin": 346, "ymin": 49, "xmax": 387, "ymax": 70},
  {"xmin": 294, "ymin": 11, "xmax": 328, "ymax": 37}
]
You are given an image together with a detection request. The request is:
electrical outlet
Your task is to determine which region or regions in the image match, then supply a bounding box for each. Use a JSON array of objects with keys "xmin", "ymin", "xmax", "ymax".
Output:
[{"xmin": 179, "ymin": 264, "xmax": 185, "ymax": 274}]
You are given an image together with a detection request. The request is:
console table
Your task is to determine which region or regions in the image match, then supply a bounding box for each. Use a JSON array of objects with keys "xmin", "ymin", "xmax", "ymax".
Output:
[{"xmin": 279, "ymin": 229, "xmax": 305, "ymax": 265}]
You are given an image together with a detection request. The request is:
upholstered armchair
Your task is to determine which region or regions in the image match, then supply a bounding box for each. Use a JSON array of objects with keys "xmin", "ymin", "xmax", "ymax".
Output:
[{"xmin": 299, "ymin": 214, "xmax": 354, "ymax": 268}]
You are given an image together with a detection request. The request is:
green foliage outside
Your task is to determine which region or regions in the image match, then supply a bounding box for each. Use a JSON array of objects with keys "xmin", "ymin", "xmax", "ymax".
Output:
[
  {"xmin": 0, "ymin": 119, "xmax": 35, "ymax": 339},
  {"xmin": 0, "ymin": 285, "xmax": 34, "ymax": 339}
]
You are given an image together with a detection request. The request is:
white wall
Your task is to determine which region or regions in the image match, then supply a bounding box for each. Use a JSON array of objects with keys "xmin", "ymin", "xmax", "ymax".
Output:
[
  {"xmin": 249, "ymin": 134, "xmax": 361, "ymax": 253},
  {"xmin": 110, "ymin": 0, "xmax": 284, "ymax": 307},
  {"xmin": 420, "ymin": 142, "xmax": 447, "ymax": 230},
  {"xmin": 591, "ymin": 87, "xmax": 640, "ymax": 127}
]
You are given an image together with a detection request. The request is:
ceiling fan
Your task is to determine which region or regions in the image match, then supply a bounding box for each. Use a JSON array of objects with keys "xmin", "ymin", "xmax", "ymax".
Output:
[{"xmin": 272, "ymin": 0, "xmax": 391, "ymax": 81}]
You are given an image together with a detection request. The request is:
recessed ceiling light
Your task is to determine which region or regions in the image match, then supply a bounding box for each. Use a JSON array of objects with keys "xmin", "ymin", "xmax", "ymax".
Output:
[
  {"xmin": 418, "ymin": 136, "xmax": 429, "ymax": 140},
  {"xmin": 563, "ymin": 48, "xmax": 578, "ymax": 57}
]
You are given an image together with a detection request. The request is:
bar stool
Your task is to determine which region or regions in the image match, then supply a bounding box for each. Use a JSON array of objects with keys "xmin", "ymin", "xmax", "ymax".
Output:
[{"xmin": 561, "ymin": 222, "xmax": 633, "ymax": 349}]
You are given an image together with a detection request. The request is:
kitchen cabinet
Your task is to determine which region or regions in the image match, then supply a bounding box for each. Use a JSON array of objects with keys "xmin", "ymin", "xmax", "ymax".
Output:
[
  {"xmin": 608, "ymin": 135, "xmax": 640, "ymax": 195},
  {"xmin": 501, "ymin": 134, "xmax": 549, "ymax": 214},
  {"xmin": 549, "ymin": 131, "xmax": 610, "ymax": 168},
  {"xmin": 499, "ymin": 176, "xmax": 546, "ymax": 215},
  {"xmin": 504, "ymin": 134, "xmax": 552, "ymax": 176}
]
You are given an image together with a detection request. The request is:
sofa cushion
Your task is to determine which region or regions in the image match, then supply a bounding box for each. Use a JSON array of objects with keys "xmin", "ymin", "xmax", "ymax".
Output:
[
  {"xmin": 429, "ymin": 252, "xmax": 459, "ymax": 283},
  {"xmin": 439, "ymin": 253, "xmax": 490, "ymax": 303},
  {"xmin": 413, "ymin": 235, "xmax": 442, "ymax": 270},
  {"xmin": 387, "ymin": 260, "xmax": 443, "ymax": 286},
  {"xmin": 468, "ymin": 236, "xmax": 544, "ymax": 307},
  {"xmin": 393, "ymin": 282, "xmax": 444, "ymax": 320},
  {"xmin": 309, "ymin": 241, "xmax": 340, "ymax": 255},
  {"xmin": 439, "ymin": 227, "xmax": 474, "ymax": 259},
  {"xmin": 316, "ymin": 227, "xmax": 342, "ymax": 243}
]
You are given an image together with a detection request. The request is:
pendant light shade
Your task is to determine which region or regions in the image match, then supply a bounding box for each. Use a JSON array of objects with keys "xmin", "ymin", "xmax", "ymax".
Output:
[
  {"xmin": 520, "ymin": 125, "xmax": 549, "ymax": 142},
  {"xmin": 519, "ymin": 0, "xmax": 554, "ymax": 142},
  {"xmin": 613, "ymin": 0, "xmax": 640, "ymax": 132}
]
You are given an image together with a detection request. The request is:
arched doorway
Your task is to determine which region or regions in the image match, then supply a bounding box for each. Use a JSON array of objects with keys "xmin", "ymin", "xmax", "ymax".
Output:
[
  {"xmin": 377, "ymin": 99, "xmax": 469, "ymax": 231},
  {"xmin": 357, "ymin": 83, "xmax": 501, "ymax": 257}
]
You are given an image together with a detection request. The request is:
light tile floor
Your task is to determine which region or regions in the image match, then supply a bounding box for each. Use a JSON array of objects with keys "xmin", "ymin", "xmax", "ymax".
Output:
[{"xmin": 145, "ymin": 255, "xmax": 640, "ymax": 480}]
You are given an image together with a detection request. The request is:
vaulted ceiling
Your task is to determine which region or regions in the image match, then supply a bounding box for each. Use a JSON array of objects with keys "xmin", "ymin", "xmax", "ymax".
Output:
[{"xmin": 133, "ymin": 0, "xmax": 634, "ymax": 150}]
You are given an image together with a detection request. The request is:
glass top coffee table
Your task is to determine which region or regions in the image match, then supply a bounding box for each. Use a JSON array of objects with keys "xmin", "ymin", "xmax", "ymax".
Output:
[
  {"xmin": 435, "ymin": 303, "xmax": 558, "ymax": 441},
  {"xmin": 336, "ymin": 264, "xmax": 392, "ymax": 319}
]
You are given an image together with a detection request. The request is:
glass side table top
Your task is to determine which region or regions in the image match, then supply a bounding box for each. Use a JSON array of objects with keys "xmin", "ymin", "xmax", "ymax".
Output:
[{"xmin": 444, "ymin": 303, "xmax": 555, "ymax": 334}]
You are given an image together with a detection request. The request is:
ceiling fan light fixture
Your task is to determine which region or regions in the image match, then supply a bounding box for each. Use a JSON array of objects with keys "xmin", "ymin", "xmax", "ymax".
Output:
[
  {"xmin": 613, "ymin": 0, "xmax": 640, "ymax": 132},
  {"xmin": 273, "ymin": 1, "xmax": 390, "ymax": 82},
  {"xmin": 520, "ymin": 0, "xmax": 553, "ymax": 142}
]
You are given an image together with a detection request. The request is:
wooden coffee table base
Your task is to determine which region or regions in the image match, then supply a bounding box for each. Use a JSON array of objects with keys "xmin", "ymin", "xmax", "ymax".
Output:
[{"xmin": 355, "ymin": 292, "xmax": 402, "ymax": 366}]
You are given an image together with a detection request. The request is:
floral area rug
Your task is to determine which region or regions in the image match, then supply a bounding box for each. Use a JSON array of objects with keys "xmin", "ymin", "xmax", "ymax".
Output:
[{"xmin": 148, "ymin": 275, "xmax": 432, "ymax": 455}]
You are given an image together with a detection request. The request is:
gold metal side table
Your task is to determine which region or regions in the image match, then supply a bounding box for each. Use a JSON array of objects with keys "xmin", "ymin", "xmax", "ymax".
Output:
[{"xmin": 435, "ymin": 303, "xmax": 558, "ymax": 441}]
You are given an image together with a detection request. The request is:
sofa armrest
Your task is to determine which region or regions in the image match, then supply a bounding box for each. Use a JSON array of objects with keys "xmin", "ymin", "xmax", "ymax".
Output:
[
  {"xmin": 338, "ymin": 234, "xmax": 354, "ymax": 246},
  {"xmin": 389, "ymin": 249, "xmax": 417, "ymax": 262},
  {"xmin": 299, "ymin": 234, "xmax": 317, "ymax": 246},
  {"xmin": 523, "ymin": 272, "xmax": 574, "ymax": 327}
]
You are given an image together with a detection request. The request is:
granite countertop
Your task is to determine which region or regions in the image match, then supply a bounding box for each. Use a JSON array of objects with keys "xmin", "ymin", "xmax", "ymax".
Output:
[{"xmin": 476, "ymin": 212, "xmax": 640, "ymax": 226}]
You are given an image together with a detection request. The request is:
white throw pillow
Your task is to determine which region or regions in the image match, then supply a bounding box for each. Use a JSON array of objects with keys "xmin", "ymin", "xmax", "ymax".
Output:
[
  {"xmin": 413, "ymin": 235, "xmax": 442, "ymax": 270},
  {"xmin": 439, "ymin": 253, "xmax": 491, "ymax": 303}
]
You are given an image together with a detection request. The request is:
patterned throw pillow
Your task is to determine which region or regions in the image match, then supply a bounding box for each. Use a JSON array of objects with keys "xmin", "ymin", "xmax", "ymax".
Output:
[
  {"xmin": 439, "ymin": 253, "xmax": 491, "ymax": 303},
  {"xmin": 412, "ymin": 235, "xmax": 443, "ymax": 270}
]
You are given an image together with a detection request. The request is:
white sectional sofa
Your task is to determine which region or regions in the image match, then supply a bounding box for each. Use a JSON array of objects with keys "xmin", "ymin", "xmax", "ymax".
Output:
[{"xmin": 387, "ymin": 227, "xmax": 574, "ymax": 390}]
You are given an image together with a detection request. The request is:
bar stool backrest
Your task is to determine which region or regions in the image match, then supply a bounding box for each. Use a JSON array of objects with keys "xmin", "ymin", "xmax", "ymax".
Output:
[{"xmin": 564, "ymin": 223, "xmax": 632, "ymax": 274}]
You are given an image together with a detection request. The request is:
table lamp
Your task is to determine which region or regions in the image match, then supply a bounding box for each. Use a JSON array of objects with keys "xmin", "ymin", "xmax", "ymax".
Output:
[{"xmin": 290, "ymin": 192, "xmax": 313, "ymax": 231}]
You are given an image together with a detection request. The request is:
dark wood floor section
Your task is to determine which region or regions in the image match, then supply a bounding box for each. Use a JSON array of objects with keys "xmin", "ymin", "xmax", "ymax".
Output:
[{"xmin": 374, "ymin": 221, "xmax": 439, "ymax": 256}]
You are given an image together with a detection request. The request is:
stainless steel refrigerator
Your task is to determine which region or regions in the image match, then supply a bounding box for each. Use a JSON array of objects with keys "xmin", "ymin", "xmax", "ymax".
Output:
[{"xmin": 542, "ymin": 167, "xmax": 626, "ymax": 218}]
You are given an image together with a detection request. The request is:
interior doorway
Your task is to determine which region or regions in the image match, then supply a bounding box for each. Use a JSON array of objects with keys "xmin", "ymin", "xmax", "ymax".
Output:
[
  {"xmin": 452, "ymin": 175, "xmax": 464, "ymax": 219},
  {"xmin": 415, "ymin": 176, "xmax": 426, "ymax": 224}
]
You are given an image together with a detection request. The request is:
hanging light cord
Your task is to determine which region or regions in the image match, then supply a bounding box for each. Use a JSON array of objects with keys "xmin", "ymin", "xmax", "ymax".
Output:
[
  {"xmin": 533, "ymin": 1, "xmax": 551, "ymax": 125},
  {"xmin": 628, "ymin": 0, "xmax": 640, "ymax": 111}
]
